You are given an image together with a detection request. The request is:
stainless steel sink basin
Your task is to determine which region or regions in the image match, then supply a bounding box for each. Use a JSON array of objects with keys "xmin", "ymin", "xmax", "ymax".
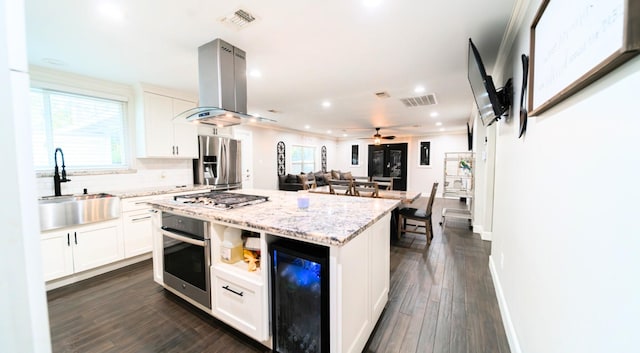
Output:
[{"xmin": 39, "ymin": 193, "xmax": 121, "ymax": 231}]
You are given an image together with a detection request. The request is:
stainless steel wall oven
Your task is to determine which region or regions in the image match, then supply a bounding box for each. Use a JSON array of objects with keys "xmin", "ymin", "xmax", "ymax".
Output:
[{"xmin": 161, "ymin": 212, "xmax": 211, "ymax": 309}]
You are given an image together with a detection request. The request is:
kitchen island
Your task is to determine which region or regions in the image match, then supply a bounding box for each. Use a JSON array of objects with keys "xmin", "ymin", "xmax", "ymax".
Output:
[{"xmin": 148, "ymin": 189, "xmax": 399, "ymax": 353}]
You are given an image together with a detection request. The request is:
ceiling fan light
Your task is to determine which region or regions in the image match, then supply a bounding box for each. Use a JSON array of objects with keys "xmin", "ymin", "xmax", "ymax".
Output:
[{"xmin": 374, "ymin": 137, "xmax": 381, "ymax": 145}]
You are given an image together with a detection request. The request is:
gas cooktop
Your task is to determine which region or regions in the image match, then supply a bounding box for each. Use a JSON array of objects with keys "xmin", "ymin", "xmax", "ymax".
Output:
[{"xmin": 174, "ymin": 191, "xmax": 269, "ymax": 210}]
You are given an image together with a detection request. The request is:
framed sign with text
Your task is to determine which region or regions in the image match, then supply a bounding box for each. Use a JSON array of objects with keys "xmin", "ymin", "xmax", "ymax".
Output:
[{"xmin": 529, "ymin": 0, "xmax": 640, "ymax": 116}]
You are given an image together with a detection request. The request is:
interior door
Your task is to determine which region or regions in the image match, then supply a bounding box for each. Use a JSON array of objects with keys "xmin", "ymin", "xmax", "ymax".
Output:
[
  {"xmin": 367, "ymin": 143, "xmax": 408, "ymax": 190},
  {"xmin": 234, "ymin": 129, "xmax": 254, "ymax": 189}
]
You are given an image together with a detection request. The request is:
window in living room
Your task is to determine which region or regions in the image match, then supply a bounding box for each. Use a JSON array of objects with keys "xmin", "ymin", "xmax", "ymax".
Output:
[{"xmin": 291, "ymin": 145, "xmax": 315, "ymax": 174}]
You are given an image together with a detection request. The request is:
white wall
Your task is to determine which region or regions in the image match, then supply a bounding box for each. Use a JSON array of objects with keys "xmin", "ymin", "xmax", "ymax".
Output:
[
  {"xmin": 234, "ymin": 125, "xmax": 338, "ymax": 190},
  {"xmin": 1, "ymin": 0, "xmax": 51, "ymax": 351},
  {"xmin": 488, "ymin": 1, "xmax": 640, "ymax": 352},
  {"xmin": 336, "ymin": 133, "xmax": 468, "ymax": 195}
]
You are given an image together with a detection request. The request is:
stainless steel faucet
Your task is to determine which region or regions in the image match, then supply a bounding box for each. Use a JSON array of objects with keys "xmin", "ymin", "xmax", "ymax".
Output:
[{"xmin": 53, "ymin": 147, "xmax": 71, "ymax": 196}]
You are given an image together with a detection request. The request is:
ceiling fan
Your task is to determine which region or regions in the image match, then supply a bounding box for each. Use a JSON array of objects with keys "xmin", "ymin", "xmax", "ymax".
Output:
[{"xmin": 359, "ymin": 127, "xmax": 396, "ymax": 145}]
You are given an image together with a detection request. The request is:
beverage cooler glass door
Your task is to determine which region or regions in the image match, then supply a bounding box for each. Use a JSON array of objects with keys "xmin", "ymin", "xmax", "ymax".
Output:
[{"xmin": 270, "ymin": 239, "xmax": 329, "ymax": 353}]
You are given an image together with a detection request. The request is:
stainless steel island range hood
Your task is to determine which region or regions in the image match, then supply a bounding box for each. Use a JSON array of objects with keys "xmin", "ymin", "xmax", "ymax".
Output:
[{"xmin": 175, "ymin": 38, "xmax": 254, "ymax": 126}]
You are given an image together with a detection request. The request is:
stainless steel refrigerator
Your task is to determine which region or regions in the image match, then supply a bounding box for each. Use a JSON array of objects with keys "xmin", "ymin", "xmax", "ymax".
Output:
[{"xmin": 193, "ymin": 135, "xmax": 242, "ymax": 189}]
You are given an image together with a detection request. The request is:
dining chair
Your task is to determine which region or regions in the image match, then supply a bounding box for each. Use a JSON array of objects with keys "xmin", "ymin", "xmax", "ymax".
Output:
[
  {"xmin": 352, "ymin": 181, "xmax": 379, "ymax": 198},
  {"xmin": 371, "ymin": 176, "xmax": 393, "ymax": 190},
  {"xmin": 328, "ymin": 179, "xmax": 353, "ymax": 195},
  {"xmin": 397, "ymin": 182, "xmax": 438, "ymax": 246}
]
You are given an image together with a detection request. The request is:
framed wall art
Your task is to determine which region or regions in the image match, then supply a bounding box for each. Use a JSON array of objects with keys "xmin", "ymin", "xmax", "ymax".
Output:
[
  {"xmin": 529, "ymin": 0, "xmax": 640, "ymax": 116},
  {"xmin": 419, "ymin": 141, "xmax": 431, "ymax": 167},
  {"xmin": 351, "ymin": 145, "xmax": 359, "ymax": 165}
]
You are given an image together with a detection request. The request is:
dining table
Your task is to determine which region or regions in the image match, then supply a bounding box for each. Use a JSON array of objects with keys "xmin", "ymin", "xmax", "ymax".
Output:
[
  {"xmin": 308, "ymin": 185, "xmax": 421, "ymax": 204},
  {"xmin": 308, "ymin": 185, "xmax": 422, "ymax": 240}
]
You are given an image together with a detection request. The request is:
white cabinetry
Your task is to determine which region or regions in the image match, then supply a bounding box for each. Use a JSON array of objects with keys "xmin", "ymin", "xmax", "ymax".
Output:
[
  {"xmin": 40, "ymin": 220, "xmax": 124, "ymax": 282},
  {"xmin": 136, "ymin": 87, "xmax": 198, "ymax": 158},
  {"xmin": 212, "ymin": 266, "xmax": 266, "ymax": 340},
  {"xmin": 331, "ymin": 212, "xmax": 390, "ymax": 353},
  {"xmin": 122, "ymin": 191, "xmax": 209, "ymax": 259},
  {"xmin": 210, "ymin": 223, "xmax": 269, "ymax": 343},
  {"xmin": 121, "ymin": 196, "xmax": 155, "ymax": 258}
]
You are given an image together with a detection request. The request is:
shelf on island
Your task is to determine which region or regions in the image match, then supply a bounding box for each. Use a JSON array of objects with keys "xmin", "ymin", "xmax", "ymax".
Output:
[{"xmin": 213, "ymin": 260, "xmax": 262, "ymax": 285}]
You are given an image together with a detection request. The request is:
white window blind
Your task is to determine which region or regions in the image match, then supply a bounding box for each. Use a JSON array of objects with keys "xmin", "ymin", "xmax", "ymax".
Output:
[
  {"xmin": 291, "ymin": 145, "xmax": 315, "ymax": 174},
  {"xmin": 30, "ymin": 88, "xmax": 127, "ymax": 170}
]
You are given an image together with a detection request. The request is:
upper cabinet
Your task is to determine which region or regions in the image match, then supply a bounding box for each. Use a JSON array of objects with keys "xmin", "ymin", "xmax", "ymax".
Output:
[{"xmin": 136, "ymin": 85, "xmax": 199, "ymax": 158}]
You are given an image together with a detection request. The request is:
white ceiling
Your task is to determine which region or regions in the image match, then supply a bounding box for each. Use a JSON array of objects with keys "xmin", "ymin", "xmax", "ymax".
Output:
[{"xmin": 24, "ymin": 0, "xmax": 515, "ymax": 139}]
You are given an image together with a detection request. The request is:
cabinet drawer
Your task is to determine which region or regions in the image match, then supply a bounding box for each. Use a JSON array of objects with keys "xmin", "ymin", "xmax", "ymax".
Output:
[
  {"xmin": 123, "ymin": 211, "xmax": 153, "ymax": 257},
  {"xmin": 212, "ymin": 269, "xmax": 266, "ymax": 341},
  {"xmin": 121, "ymin": 196, "xmax": 157, "ymax": 212}
]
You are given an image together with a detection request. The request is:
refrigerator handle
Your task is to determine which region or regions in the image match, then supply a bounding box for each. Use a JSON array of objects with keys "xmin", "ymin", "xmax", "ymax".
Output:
[{"xmin": 221, "ymin": 140, "xmax": 228, "ymax": 183}]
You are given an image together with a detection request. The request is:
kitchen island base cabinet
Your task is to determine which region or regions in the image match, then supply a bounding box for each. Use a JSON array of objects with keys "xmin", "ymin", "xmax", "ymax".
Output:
[
  {"xmin": 148, "ymin": 190, "xmax": 397, "ymax": 353},
  {"xmin": 211, "ymin": 266, "xmax": 267, "ymax": 342},
  {"xmin": 330, "ymin": 213, "xmax": 390, "ymax": 353}
]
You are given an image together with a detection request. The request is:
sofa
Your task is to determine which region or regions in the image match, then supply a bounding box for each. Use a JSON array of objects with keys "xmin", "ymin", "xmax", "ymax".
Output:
[
  {"xmin": 278, "ymin": 170, "xmax": 358, "ymax": 191},
  {"xmin": 278, "ymin": 173, "xmax": 315, "ymax": 191}
]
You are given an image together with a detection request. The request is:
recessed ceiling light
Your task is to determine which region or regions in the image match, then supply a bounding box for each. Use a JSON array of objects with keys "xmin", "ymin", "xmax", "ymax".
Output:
[
  {"xmin": 343, "ymin": 133, "xmax": 348, "ymax": 137},
  {"xmin": 414, "ymin": 85, "xmax": 425, "ymax": 93},
  {"xmin": 327, "ymin": 130, "xmax": 332, "ymax": 134},
  {"xmin": 435, "ymin": 122, "xmax": 442, "ymax": 126},
  {"xmin": 430, "ymin": 112, "xmax": 439, "ymax": 117},
  {"xmin": 304, "ymin": 125, "xmax": 311, "ymax": 129},
  {"xmin": 249, "ymin": 69, "xmax": 262, "ymax": 78},
  {"xmin": 98, "ymin": 2, "xmax": 125, "ymax": 22},
  {"xmin": 322, "ymin": 101, "xmax": 331, "ymax": 108},
  {"xmin": 439, "ymin": 128, "xmax": 445, "ymax": 131},
  {"xmin": 363, "ymin": 0, "xmax": 382, "ymax": 7}
]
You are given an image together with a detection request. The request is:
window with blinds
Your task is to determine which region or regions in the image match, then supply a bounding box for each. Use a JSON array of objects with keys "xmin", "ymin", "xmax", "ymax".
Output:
[
  {"xmin": 291, "ymin": 145, "xmax": 315, "ymax": 174},
  {"xmin": 30, "ymin": 88, "xmax": 127, "ymax": 170}
]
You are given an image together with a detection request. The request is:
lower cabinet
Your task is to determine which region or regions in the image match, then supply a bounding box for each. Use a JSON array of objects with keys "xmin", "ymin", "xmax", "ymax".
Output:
[
  {"xmin": 40, "ymin": 220, "xmax": 124, "ymax": 281},
  {"xmin": 122, "ymin": 211, "xmax": 153, "ymax": 257},
  {"xmin": 211, "ymin": 266, "xmax": 267, "ymax": 341}
]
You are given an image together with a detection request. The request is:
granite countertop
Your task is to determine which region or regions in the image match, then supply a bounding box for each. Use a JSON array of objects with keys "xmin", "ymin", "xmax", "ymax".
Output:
[
  {"xmin": 113, "ymin": 184, "xmax": 213, "ymax": 199},
  {"xmin": 147, "ymin": 189, "xmax": 400, "ymax": 246}
]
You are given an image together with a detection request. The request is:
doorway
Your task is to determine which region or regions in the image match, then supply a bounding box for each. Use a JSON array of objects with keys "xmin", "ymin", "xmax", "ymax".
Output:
[{"xmin": 368, "ymin": 143, "xmax": 408, "ymax": 191}]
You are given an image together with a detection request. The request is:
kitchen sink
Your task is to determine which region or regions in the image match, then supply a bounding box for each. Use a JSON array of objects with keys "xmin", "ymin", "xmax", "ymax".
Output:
[{"xmin": 39, "ymin": 193, "xmax": 121, "ymax": 231}]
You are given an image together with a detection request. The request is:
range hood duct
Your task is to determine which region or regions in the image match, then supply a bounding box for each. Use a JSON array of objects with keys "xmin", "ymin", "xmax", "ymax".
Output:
[{"xmin": 175, "ymin": 39, "xmax": 253, "ymax": 126}]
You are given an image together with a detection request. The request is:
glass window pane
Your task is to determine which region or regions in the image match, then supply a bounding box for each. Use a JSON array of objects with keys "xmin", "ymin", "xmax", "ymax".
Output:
[{"xmin": 30, "ymin": 88, "xmax": 127, "ymax": 170}]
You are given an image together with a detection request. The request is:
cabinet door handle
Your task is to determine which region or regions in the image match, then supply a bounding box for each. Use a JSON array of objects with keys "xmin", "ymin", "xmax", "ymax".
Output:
[
  {"xmin": 176, "ymin": 146, "xmax": 179, "ymax": 155},
  {"xmin": 132, "ymin": 216, "xmax": 151, "ymax": 222},
  {"xmin": 222, "ymin": 285, "xmax": 244, "ymax": 297},
  {"xmin": 67, "ymin": 233, "xmax": 70, "ymax": 246},
  {"xmin": 172, "ymin": 146, "xmax": 176, "ymax": 155},
  {"xmin": 74, "ymin": 232, "xmax": 77, "ymax": 245}
]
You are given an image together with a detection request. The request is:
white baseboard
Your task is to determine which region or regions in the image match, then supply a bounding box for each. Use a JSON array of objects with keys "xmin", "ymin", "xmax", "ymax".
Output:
[
  {"xmin": 46, "ymin": 253, "xmax": 152, "ymax": 291},
  {"xmin": 473, "ymin": 224, "xmax": 493, "ymax": 241},
  {"xmin": 489, "ymin": 255, "xmax": 522, "ymax": 353}
]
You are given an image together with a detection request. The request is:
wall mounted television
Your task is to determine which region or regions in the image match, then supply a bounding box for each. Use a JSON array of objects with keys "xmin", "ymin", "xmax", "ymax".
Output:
[{"xmin": 467, "ymin": 38, "xmax": 512, "ymax": 126}]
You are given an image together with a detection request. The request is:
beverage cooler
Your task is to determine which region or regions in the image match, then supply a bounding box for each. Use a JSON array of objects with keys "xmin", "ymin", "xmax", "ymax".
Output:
[{"xmin": 270, "ymin": 238, "xmax": 329, "ymax": 353}]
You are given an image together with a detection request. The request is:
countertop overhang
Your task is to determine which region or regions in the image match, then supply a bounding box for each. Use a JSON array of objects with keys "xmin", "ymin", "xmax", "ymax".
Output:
[{"xmin": 147, "ymin": 189, "xmax": 400, "ymax": 246}]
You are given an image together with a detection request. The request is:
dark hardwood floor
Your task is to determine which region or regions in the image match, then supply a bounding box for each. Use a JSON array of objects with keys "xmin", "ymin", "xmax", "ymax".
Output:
[{"xmin": 47, "ymin": 198, "xmax": 510, "ymax": 353}]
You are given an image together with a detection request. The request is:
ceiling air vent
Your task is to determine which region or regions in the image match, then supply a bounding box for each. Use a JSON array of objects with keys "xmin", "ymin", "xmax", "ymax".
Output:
[
  {"xmin": 219, "ymin": 8, "xmax": 259, "ymax": 31},
  {"xmin": 375, "ymin": 91, "xmax": 390, "ymax": 98},
  {"xmin": 400, "ymin": 93, "xmax": 437, "ymax": 107}
]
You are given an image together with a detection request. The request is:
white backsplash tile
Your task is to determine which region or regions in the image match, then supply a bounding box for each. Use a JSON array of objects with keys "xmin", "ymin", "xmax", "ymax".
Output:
[{"xmin": 36, "ymin": 159, "xmax": 194, "ymax": 197}]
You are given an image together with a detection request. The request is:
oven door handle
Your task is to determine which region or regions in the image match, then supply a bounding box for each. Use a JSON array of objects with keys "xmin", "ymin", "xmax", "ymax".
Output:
[{"xmin": 161, "ymin": 230, "xmax": 206, "ymax": 247}]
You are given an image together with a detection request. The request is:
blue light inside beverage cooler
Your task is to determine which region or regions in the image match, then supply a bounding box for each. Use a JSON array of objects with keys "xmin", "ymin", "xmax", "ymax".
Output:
[{"xmin": 274, "ymin": 250, "xmax": 322, "ymax": 290}]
